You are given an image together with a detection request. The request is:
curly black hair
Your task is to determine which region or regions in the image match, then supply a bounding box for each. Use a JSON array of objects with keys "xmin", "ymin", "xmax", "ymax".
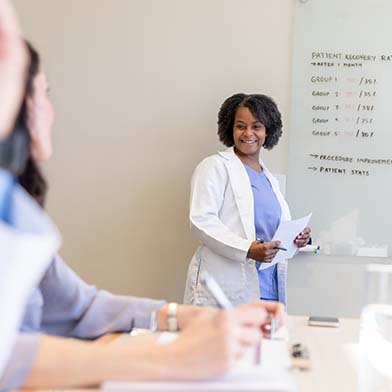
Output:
[{"xmin": 217, "ymin": 93, "xmax": 283, "ymax": 150}]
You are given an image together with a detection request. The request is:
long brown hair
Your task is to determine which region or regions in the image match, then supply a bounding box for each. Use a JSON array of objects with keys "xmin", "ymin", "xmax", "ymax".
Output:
[{"xmin": 17, "ymin": 41, "xmax": 48, "ymax": 207}]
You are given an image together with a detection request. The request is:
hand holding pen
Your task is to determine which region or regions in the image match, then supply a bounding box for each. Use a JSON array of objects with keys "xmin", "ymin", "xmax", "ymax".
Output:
[
  {"xmin": 259, "ymin": 300, "xmax": 285, "ymax": 338},
  {"xmin": 199, "ymin": 272, "xmax": 285, "ymax": 365},
  {"xmin": 247, "ymin": 238, "xmax": 286, "ymax": 263}
]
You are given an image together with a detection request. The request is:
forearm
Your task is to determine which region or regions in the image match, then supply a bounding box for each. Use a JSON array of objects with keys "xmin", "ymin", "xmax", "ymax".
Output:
[
  {"xmin": 23, "ymin": 336, "xmax": 102, "ymax": 388},
  {"xmin": 0, "ymin": 334, "xmax": 42, "ymax": 390},
  {"xmin": 246, "ymin": 240, "xmax": 260, "ymax": 260},
  {"xmin": 21, "ymin": 305, "xmax": 265, "ymax": 388},
  {"xmin": 40, "ymin": 256, "xmax": 166, "ymax": 338},
  {"xmin": 23, "ymin": 335, "xmax": 173, "ymax": 389}
]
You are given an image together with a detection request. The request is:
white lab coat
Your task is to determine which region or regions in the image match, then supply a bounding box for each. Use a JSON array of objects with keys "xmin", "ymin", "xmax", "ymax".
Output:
[{"xmin": 183, "ymin": 147, "xmax": 291, "ymax": 306}]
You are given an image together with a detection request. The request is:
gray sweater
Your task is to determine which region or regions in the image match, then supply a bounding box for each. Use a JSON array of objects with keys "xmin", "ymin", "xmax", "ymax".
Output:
[{"xmin": 0, "ymin": 255, "xmax": 165, "ymax": 390}]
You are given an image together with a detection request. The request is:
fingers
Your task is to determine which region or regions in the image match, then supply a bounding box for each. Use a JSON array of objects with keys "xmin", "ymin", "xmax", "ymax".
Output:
[
  {"xmin": 236, "ymin": 325, "xmax": 262, "ymax": 346},
  {"xmin": 232, "ymin": 305, "xmax": 268, "ymax": 327},
  {"xmin": 270, "ymin": 241, "xmax": 281, "ymax": 248},
  {"xmin": 262, "ymin": 249, "xmax": 278, "ymax": 262},
  {"xmin": 259, "ymin": 301, "xmax": 286, "ymax": 327},
  {"xmin": 295, "ymin": 227, "xmax": 311, "ymax": 239},
  {"xmin": 262, "ymin": 255, "xmax": 275, "ymax": 263},
  {"xmin": 250, "ymin": 241, "xmax": 284, "ymax": 263},
  {"xmin": 226, "ymin": 311, "xmax": 264, "ymax": 357},
  {"xmin": 233, "ymin": 302, "xmax": 286, "ymax": 343},
  {"xmin": 259, "ymin": 301, "xmax": 285, "ymax": 318},
  {"xmin": 295, "ymin": 239, "xmax": 307, "ymax": 247},
  {"xmin": 209, "ymin": 310, "xmax": 263, "ymax": 361},
  {"xmin": 261, "ymin": 241, "xmax": 280, "ymax": 250},
  {"xmin": 294, "ymin": 227, "xmax": 311, "ymax": 247},
  {"xmin": 241, "ymin": 300, "xmax": 286, "ymax": 329},
  {"xmin": 260, "ymin": 241, "xmax": 280, "ymax": 262}
]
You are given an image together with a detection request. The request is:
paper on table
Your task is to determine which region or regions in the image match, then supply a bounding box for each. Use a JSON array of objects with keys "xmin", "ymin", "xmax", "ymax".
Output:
[
  {"xmin": 109, "ymin": 328, "xmax": 295, "ymax": 390},
  {"xmin": 258, "ymin": 213, "xmax": 312, "ymax": 270},
  {"xmin": 0, "ymin": 185, "xmax": 60, "ymax": 376},
  {"xmin": 102, "ymin": 338, "xmax": 297, "ymax": 392}
]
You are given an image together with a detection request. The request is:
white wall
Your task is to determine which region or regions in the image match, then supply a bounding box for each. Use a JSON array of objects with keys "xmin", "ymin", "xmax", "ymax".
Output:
[
  {"xmin": 14, "ymin": 0, "xmax": 294, "ymax": 302},
  {"xmin": 14, "ymin": 0, "xmax": 371, "ymax": 317}
]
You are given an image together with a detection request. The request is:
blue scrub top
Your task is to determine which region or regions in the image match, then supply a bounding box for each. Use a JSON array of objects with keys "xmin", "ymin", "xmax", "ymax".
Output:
[
  {"xmin": 0, "ymin": 168, "xmax": 14, "ymax": 224},
  {"xmin": 244, "ymin": 165, "xmax": 281, "ymax": 301}
]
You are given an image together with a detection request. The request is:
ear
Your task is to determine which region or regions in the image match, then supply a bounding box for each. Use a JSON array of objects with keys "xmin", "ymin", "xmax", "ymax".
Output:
[{"xmin": 24, "ymin": 95, "xmax": 36, "ymax": 139}]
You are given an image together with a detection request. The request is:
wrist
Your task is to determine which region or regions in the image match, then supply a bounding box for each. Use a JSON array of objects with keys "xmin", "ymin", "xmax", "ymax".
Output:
[
  {"xmin": 156, "ymin": 304, "xmax": 169, "ymax": 331},
  {"xmin": 247, "ymin": 241, "xmax": 260, "ymax": 260},
  {"xmin": 156, "ymin": 303, "xmax": 179, "ymax": 331}
]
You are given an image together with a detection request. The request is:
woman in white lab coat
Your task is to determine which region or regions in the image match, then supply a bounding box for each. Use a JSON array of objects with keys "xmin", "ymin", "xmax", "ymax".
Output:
[{"xmin": 184, "ymin": 94, "xmax": 311, "ymax": 307}]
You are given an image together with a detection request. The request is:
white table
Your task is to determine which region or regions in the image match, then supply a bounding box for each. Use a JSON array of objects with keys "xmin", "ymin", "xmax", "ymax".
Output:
[
  {"xmin": 19, "ymin": 316, "xmax": 361, "ymax": 392},
  {"xmin": 288, "ymin": 316, "xmax": 359, "ymax": 391}
]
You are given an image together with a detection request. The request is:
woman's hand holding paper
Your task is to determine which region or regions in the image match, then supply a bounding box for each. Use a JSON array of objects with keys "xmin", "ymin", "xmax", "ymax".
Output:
[{"xmin": 294, "ymin": 227, "xmax": 311, "ymax": 248}]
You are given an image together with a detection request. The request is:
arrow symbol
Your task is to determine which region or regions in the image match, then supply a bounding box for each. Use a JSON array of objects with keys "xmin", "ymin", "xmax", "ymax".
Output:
[
  {"xmin": 309, "ymin": 154, "xmax": 319, "ymax": 159},
  {"xmin": 307, "ymin": 167, "xmax": 317, "ymax": 171}
]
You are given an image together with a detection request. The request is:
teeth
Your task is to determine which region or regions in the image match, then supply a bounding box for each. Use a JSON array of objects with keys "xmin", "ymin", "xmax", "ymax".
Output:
[{"xmin": 243, "ymin": 140, "xmax": 256, "ymax": 144}]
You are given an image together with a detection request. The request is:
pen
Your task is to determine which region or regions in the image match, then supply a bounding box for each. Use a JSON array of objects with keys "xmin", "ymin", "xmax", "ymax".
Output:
[
  {"xmin": 256, "ymin": 238, "xmax": 279, "ymax": 341},
  {"xmin": 262, "ymin": 313, "xmax": 279, "ymax": 341},
  {"xmin": 257, "ymin": 238, "xmax": 287, "ymax": 251},
  {"xmin": 199, "ymin": 272, "xmax": 262, "ymax": 365},
  {"xmin": 269, "ymin": 315, "xmax": 279, "ymax": 338}
]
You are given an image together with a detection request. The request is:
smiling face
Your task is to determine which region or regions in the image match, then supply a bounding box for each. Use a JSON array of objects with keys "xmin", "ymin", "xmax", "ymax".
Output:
[{"xmin": 233, "ymin": 106, "xmax": 266, "ymax": 163}]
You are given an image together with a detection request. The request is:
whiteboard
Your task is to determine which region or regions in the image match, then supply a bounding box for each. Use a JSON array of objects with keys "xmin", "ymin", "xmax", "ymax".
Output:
[{"xmin": 287, "ymin": 0, "xmax": 392, "ymax": 258}]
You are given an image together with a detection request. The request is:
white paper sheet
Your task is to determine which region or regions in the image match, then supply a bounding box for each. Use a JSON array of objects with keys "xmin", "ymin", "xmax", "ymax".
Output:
[
  {"xmin": 0, "ymin": 185, "xmax": 60, "ymax": 376},
  {"xmin": 103, "ymin": 335, "xmax": 297, "ymax": 391},
  {"xmin": 258, "ymin": 213, "xmax": 312, "ymax": 270}
]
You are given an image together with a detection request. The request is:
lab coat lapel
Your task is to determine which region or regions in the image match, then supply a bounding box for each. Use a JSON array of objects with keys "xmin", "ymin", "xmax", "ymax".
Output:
[{"xmin": 219, "ymin": 148, "xmax": 255, "ymax": 240}]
